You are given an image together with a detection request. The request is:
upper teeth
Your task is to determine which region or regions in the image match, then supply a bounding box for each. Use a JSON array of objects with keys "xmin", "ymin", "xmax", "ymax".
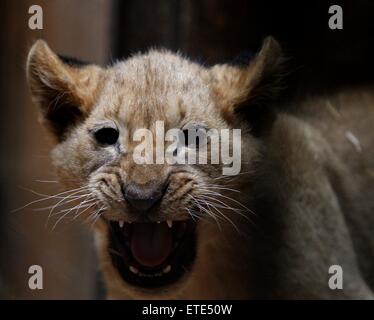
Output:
[{"xmin": 118, "ymin": 220, "xmax": 172, "ymax": 227}]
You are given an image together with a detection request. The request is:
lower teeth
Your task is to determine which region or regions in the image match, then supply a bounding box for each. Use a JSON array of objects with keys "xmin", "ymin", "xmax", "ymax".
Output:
[
  {"xmin": 129, "ymin": 266, "xmax": 139, "ymax": 274},
  {"xmin": 129, "ymin": 264, "xmax": 172, "ymax": 277},
  {"xmin": 163, "ymin": 265, "xmax": 171, "ymax": 274}
]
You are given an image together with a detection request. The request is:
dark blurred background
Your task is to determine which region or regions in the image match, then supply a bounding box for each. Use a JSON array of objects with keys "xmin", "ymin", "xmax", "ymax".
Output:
[{"xmin": 0, "ymin": 0, "xmax": 373, "ymax": 299}]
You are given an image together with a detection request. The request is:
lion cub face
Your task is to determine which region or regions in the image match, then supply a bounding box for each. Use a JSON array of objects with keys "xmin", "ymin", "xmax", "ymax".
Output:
[{"xmin": 27, "ymin": 38, "xmax": 283, "ymax": 298}]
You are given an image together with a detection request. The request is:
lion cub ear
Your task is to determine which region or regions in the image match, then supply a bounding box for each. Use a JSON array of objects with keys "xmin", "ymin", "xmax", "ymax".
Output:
[
  {"xmin": 26, "ymin": 40, "xmax": 103, "ymax": 142},
  {"xmin": 209, "ymin": 37, "xmax": 285, "ymax": 135}
]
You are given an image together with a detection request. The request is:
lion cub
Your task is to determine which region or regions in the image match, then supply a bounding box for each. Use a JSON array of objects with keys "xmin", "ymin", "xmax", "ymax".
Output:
[{"xmin": 27, "ymin": 37, "xmax": 374, "ymax": 299}]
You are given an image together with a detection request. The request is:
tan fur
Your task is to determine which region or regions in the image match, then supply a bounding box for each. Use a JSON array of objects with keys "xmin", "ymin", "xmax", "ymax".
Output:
[{"xmin": 26, "ymin": 37, "xmax": 374, "ymax": 299}]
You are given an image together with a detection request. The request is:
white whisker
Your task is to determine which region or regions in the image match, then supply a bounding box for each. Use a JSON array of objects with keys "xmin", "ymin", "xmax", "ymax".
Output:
[{"xmin": 13, "ymin": 186, "xmax": 92, "ymax": 212}]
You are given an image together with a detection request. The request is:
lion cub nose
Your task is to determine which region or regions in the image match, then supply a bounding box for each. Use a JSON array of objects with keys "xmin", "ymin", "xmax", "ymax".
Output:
[{"xmin": 123, "ymin": 183, "xmax": 165, "ymax": 212}]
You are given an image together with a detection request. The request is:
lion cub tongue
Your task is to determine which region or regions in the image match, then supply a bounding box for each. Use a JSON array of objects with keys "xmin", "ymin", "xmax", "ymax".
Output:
[{"xmin": 130, "ymin": 223, "xmax": 172, "ymax": 268}]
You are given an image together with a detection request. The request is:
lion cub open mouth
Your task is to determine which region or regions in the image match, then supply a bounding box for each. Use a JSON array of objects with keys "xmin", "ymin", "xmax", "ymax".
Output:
[{"xmin": 107, "ymin": 219, "xmax": 197, "ymax": 288}]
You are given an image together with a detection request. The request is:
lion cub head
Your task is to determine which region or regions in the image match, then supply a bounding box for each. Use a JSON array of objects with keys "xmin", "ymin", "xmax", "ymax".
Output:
[{"xmin": 26, "ymin": 37, "xmax": 283, "ymax": 298}]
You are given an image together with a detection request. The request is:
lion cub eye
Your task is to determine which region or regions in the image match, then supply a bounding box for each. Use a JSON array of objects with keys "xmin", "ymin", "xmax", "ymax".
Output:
[{"xmin": 94, "ymin": 127, "xmax": 119, "ymax": 145}]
